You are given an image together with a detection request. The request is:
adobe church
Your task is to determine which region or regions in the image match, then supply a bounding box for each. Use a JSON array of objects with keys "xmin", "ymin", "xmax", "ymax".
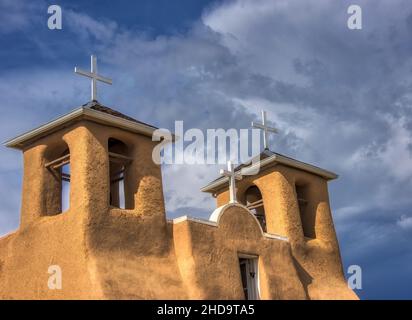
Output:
[{"xmin": 0, "ymin": 56, "xmax": 358, "ymax": 300}]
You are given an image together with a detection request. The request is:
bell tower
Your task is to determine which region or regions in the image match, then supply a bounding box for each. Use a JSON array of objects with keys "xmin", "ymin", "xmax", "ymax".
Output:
[
  {"xmin": 202, "ymin": 149, "xmax": 339, "ymax": 244},
  {"xmin": 5, "ymin": 101, "xmax": 167, "ymax": 230}
]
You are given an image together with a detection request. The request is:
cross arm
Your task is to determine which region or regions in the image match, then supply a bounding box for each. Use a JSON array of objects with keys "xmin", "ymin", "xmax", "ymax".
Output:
[
  {"xmin": 220, "ymin": 169, "xmax": 242, "ymax": 180},
  {"xmin": 74, "ymin": 67, "xmax": 93, "ymax": 78},
  {"xmin": 252, "ymin": 122, "xmax": 278, "ymax": 133},
  {"xmin": 95, "ymin": 75, "xmax": 113, "ymax": 85}
]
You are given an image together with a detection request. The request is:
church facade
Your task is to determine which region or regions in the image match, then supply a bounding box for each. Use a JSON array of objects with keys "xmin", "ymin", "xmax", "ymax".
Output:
[{"xmin": 0, "ymin": 101, "xmax": 358, "ymax": 300}]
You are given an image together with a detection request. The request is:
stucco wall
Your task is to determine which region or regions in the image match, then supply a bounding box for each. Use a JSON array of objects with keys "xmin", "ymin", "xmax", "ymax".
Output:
[{"xmin": 173, "ymin": 205, "xmax": 307, "ymax": 300}]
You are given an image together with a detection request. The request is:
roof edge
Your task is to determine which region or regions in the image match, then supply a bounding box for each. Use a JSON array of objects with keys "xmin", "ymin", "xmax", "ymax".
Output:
[
  {"xmin": 201, "ymin": 153, "xmax": 338, "ymax": 193},
  {"xmin": 3, "ymin": 107, "xmax": 85, "ymax": 149},
  {"xmin": 3, "ymin": 106, "xmax": 164, "ymax": 150}
]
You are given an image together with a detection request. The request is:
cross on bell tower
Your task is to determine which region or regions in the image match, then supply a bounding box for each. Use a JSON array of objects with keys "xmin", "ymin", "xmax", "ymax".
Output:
[
  {"xmin": 220, "ymin": 161, "xmax": 242, "ymax": 203},
  {"xmin": 75, "ymin": 55, "xmax": 112, "ymax": 101},
  {"xmin": 252, "ymin": 110, "xmax": 278, "ymax": 150}
]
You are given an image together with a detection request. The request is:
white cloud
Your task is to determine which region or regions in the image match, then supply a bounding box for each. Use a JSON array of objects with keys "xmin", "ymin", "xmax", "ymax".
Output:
[
  {"xmin": 378, "ymin": 116, "xmax": 412, "ymax": 180},
  {"xmin": 335, "ymin": 205, "xmax": 369, "ymax": 219},
  {"xmin": 66, "ymin": 10, "xmax": 118, "ymax": 43},
  {"xmin": 162, "ymin": 163, "xmax": 217, "ymax": 216},
  {"xmin": 397, "ymin": 215, "xmax": 412, "ymax": 230},
  {"xmin": 0, "ymin": 0, "xmax": 42, "ymax": 34}
]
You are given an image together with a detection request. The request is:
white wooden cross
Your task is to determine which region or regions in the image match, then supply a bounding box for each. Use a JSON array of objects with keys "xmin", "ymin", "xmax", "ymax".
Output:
[
  {"xmin": 74, "ymin": 55, "xmax": 112, "ymax": 101},
  {"xmin": 220, "ymin": 160, "xmax": 243, "ymax": 203},
  {"xmin": 252, "ymin": 110, "xmax": 278, "ymax": 150}
]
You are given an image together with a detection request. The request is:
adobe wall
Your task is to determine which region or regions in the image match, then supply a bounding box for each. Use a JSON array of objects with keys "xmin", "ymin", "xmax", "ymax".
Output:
[
  {"xmin": 215, "ymin": 164, "xmax": 358, "ymax": 300},
  {"xmin": 173, "ymin": 204, "xmax": 307, "ymax": 299},
  {"xmin": 0, "ymin": 211, "xmax": 102, "ymax": 299}
]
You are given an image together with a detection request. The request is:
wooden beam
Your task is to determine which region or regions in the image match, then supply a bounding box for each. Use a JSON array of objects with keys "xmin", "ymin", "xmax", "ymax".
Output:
[
  {"xmin": 45, "ymin": 154, "xmax": 70, "ymax": 169},
  {"xmin": 62, "ymin": 173, "xmax": 71, "ymax": 182},
  {"xmin": 52, "ymin": 159, "xmax": 70, "ymax": 170},
  {"xmin": 247, "ymin": 199, "xmax": 264, "ymax": 210},
  {"xmin": 109, "ymin": 152, "xmax": 133, "ymax": 163}
]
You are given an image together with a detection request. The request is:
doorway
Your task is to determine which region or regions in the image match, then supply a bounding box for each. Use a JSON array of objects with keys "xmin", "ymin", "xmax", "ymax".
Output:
[{"xmin": 238, "ymin": 256, "xmax": 260, "ymax": 300}]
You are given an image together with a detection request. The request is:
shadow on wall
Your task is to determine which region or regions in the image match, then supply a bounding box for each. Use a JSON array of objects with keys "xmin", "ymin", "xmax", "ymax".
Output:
[{"xmin": 292, "ymin": 257, "xmax": 312, "ymax": 299}]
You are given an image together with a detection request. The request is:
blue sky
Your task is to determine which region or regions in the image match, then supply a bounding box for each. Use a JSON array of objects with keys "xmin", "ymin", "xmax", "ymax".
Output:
[{"xmin": 1, "ymin": 0, "xmax": 412, "ymax": 299}]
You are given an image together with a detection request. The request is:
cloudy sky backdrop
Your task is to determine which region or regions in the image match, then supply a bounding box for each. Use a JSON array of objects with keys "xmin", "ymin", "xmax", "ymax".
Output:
[{"xmin": 1, "ymin": 0, "xmax": 411, "ymax": 299}]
